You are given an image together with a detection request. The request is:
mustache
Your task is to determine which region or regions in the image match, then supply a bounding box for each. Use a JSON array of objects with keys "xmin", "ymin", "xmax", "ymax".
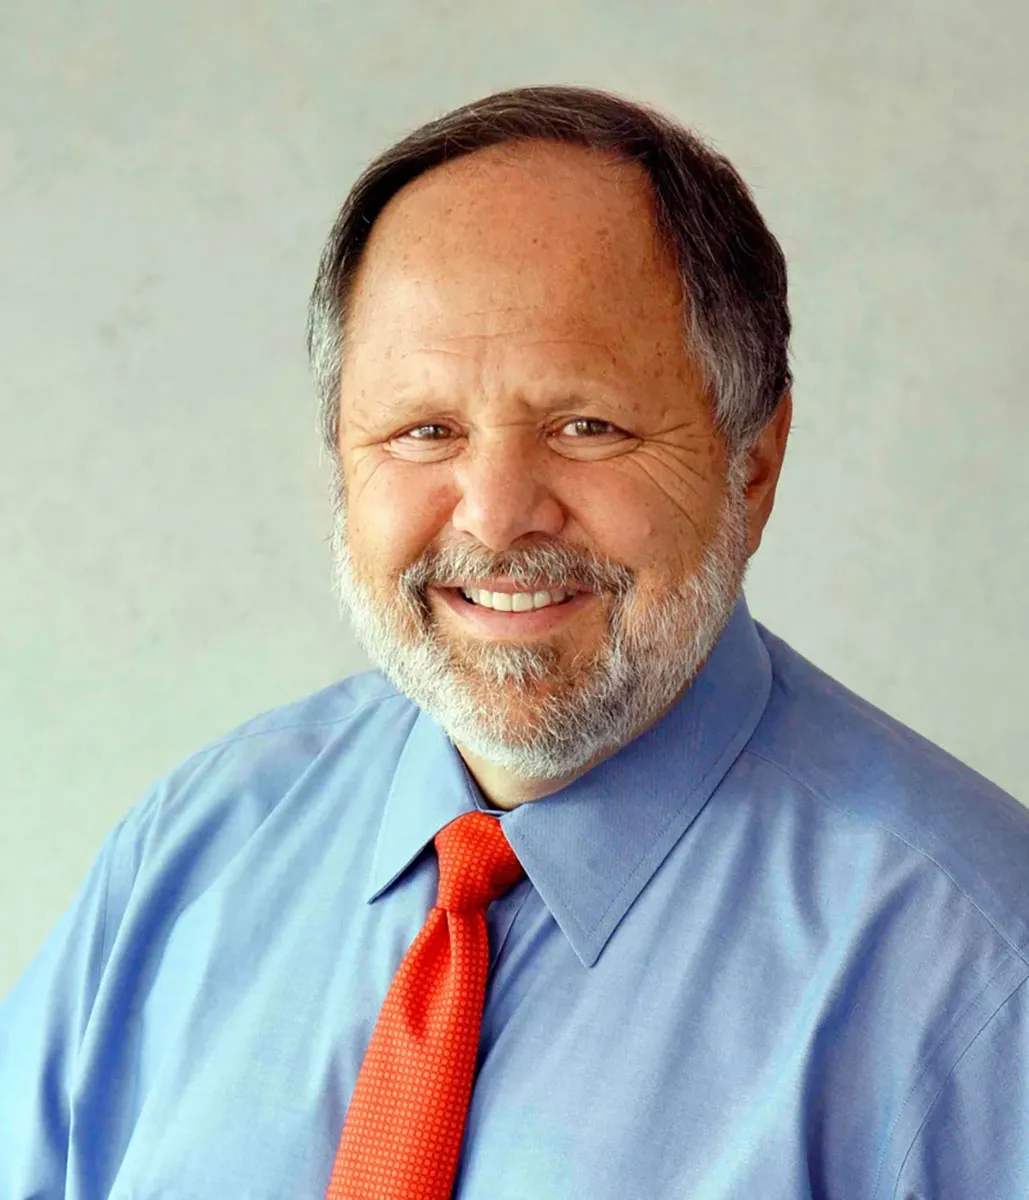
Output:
[{"xmin": 398, "ymin": 540, "xmax": 635, "ymax": 597}]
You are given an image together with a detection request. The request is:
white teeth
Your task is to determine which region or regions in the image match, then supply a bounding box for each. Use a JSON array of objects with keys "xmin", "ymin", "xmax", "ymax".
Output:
[{"xmin": 460, "ymin": 588, "xmax": 572, "ymax": 611}]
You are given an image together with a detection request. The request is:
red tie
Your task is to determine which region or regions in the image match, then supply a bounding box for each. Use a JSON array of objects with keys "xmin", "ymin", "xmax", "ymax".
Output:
[{"xmin": 325, "ymin": 811, "xmax": 525, "ymax": 1200}]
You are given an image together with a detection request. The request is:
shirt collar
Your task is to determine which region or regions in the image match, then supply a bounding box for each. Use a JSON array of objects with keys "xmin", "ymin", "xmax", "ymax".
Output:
[{"xmin": 366, "ymin": 592, "xmax": 772, "ymax": 968}]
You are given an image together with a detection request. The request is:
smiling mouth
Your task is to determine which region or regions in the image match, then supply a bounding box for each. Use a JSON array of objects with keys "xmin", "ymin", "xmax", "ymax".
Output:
[{"xmin": 457, "ymin": 587, "xmax": 576, "ymax": 612}]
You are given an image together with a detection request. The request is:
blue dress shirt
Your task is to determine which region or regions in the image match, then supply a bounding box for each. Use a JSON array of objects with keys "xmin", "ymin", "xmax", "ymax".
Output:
[{"xmin": 2, "ymin": 596, "xmax": 1028, "ymax": 1198}]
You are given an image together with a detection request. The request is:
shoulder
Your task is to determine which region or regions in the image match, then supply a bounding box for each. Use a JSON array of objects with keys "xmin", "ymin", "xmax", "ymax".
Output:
[
  {"xmin": 747, "ymin": 621, "xmax": 1029, "ymax": 961},
  {"xmin": 105, "ymin": 670, "xmax": 420, "ymax": 903},
  {"xmin": 186, "ymin": 667, "xmax": 412, "ymax": 761},
  {"xmin": 145, "ymin": 668, "xmax": 413, "ymax": 811}
]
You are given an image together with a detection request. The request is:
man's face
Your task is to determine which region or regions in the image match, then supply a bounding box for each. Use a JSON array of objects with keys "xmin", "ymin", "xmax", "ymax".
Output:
[{"xmin": 332, "ymin": 141, "xmax": 753, "ymax": 777}]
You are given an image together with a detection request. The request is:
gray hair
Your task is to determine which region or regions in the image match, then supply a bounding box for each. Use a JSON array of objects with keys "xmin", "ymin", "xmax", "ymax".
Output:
[{"xmin": 307, "ymin": 84, "xmax": 791, "ymax": 459}]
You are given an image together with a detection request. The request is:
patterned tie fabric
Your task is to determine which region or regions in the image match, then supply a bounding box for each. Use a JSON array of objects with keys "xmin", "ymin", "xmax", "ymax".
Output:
[{"xmin": 325, "ymin": 811, "xmax": 525, "ymax": 1200}]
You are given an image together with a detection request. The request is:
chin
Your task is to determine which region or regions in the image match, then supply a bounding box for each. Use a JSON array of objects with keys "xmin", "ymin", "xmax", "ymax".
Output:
[
  {"xmin": 445, "ymin": 641, "xmax": 602, "ymax": 699},
  {"xmin": 456, "ymin": 671, "xmax": 577, "ymax": 717}
]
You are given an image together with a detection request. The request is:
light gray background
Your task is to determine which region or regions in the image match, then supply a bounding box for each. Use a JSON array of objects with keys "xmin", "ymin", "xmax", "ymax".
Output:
[{"xmin": 2, "ymin": 0, "xmax": 1026, "ymax": 995}]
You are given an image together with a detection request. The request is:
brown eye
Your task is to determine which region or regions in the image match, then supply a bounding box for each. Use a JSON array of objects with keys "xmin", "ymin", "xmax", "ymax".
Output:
[
  {"xmin": 387, "ymin": 422, "xmax": 461, "ymax": 462},
  {"xmin": 404, "ymin": 424, "xmax": 450, "ymax": 440},
  {"xmin": 561, "ymin": 418, "xmax": 620, "ymax": 437}
]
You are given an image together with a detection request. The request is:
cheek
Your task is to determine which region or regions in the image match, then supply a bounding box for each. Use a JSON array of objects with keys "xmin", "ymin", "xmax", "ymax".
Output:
[
  {"xmin": 567, "ymin": 470, "xmax": 663, "ymax": 564},
  {"xmin": 347, "ymin": 461, "xmax": 453, "ymax": 573},
  {"xmin": 570, "ymin": 464, "xmax": 720, "ymax": 578}
]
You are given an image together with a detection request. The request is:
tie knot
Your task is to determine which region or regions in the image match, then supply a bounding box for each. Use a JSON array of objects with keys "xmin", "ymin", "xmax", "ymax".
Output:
[{"xmin": 434, "ymin": 812, "xmax": 524, "ymax": 912}]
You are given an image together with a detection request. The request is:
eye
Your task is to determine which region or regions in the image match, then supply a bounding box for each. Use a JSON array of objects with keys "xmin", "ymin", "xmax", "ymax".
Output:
[
  {"xmin": 559, "ymin": 417, "xmax": 621, "ymax": 438},
  {"xmin": 401, "ymin": 423, "xmax": 451, "ymax": 441},
  {"xmin": 549, "ymin": 414, "xmax": 637, "ymax": 460},
  {"xmin": 556, "ymin": 420, "xmax": 628, "ymax": 444},
  {"xmin": 387, "ymin": 421, "xmax": 461, "ymax": 462}
]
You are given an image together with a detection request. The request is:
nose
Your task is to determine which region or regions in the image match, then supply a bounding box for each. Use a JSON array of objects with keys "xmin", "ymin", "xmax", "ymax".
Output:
[{"xmin": 449, "ymin": 432, "xmax": 566, "ymax": 550}]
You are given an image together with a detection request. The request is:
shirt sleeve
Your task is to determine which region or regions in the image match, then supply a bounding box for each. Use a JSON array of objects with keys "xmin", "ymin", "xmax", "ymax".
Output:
[
  {"xmin": 891, "ymin": 974, "xmax": 1029, "ymax": 1199},
  {"xmin": 0, "ymin": 811, "xmax": 143, "ymax": 1198}
]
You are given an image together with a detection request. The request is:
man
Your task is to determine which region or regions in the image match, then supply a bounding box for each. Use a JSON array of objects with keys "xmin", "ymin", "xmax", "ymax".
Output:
[{"xmin": 1, "ymin": 85, "xmax": 1026, "ymax": 1199}]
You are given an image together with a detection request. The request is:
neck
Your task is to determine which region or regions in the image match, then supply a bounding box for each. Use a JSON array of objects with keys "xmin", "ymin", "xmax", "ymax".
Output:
[
  {"xmin": 456, "ymin": 745, "xmax": 602, "ymax": 810},
  {"xmin": 455, "ymin": 687, "xmax": 690, "ymax": 810}
]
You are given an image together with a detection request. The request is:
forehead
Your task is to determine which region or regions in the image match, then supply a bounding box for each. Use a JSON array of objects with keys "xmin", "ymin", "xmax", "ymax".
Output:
[{"xmin": 342, "ymin": 141, "xmax": 686, "ymax": 356}]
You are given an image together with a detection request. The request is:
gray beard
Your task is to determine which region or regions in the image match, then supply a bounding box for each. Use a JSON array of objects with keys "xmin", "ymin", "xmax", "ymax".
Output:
[{"xmin": 327, "ymin": 455, "xmax": 751, "ymax": 779}]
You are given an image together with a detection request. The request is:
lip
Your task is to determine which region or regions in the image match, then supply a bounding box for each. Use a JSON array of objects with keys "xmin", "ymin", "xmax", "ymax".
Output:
[
  {"xmin": 430, "ymin": 584, "xmax": 595, "ymax": 637},
  {"xmin": 435, "ymin": 577, "xmax": 587, "ymax": 596}
]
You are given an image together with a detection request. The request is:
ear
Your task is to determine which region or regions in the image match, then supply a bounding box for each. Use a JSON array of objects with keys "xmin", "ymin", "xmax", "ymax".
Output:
[{"xmin": 742, "ymin": 393, "xmax": 792, "ymax": 557}]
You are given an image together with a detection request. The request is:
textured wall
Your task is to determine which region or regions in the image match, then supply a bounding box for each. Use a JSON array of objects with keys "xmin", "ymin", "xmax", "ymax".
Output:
[{"xmin": 2, "ymin": 0, "xmax": 1026, "ymax": 993}]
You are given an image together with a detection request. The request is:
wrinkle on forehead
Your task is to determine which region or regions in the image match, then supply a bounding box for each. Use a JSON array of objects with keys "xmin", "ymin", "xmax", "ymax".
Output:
[{"xmin": 394, "ymin": 334, "xmax": 621, "ymax": 363}]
